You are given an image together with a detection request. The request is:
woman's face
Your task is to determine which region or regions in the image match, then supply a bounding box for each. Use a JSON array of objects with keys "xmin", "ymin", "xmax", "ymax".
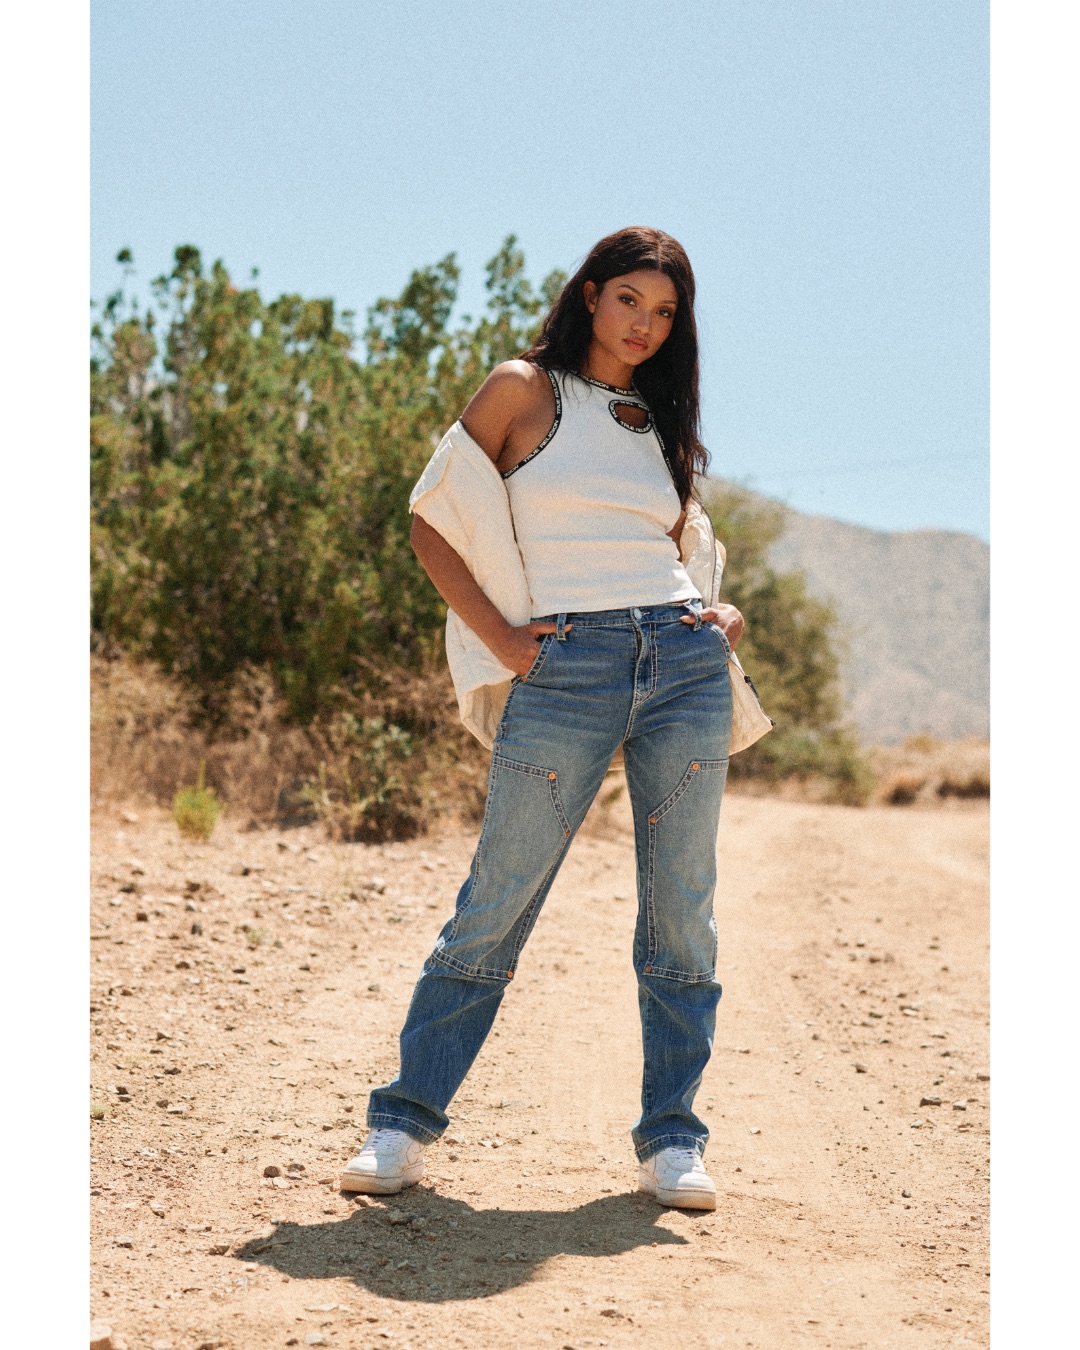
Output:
[{"xmin": 583, "ymin": 269, "xmax": 679, "ymax": 368}]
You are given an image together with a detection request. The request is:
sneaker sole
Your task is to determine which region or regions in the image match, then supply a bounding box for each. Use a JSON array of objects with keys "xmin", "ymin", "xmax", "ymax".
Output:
[
  {"xmin": 638, "ymin": 1180, "xmax": 717, "ymax": 1211},
  {"xmin": 339, "ymin": 1167, "xmax": 424, "ymax": 1195}
]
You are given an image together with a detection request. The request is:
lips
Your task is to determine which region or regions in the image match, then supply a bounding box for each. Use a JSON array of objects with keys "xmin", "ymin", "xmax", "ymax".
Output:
[{"xmin": 625, "ymin": 338, "xmax": 648, "ymax": 352}]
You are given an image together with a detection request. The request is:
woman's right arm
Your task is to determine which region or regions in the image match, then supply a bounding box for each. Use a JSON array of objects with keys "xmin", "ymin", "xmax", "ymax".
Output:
[{"xmin": 411, "ymin": 362, "xmax": 566, "ymax": 679}]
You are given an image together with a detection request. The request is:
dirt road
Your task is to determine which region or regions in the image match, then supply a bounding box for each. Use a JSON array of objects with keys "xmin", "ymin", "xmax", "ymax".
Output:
[{"xmin": 90, "ymin": 786, "xmax": 989, "ymax": 1349}]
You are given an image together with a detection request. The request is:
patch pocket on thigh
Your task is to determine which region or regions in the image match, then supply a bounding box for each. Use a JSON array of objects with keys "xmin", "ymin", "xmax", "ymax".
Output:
[
  {"xmin": 646, "ymin": 757, "xmax": 728, "ymax": 826},
  {"xmin": 486, "ymin": 754, "xmax": 572, "ymax": 841},
  {"xmin": 643, "ymin": 758, "xmax": 728, "ymax": 982}
]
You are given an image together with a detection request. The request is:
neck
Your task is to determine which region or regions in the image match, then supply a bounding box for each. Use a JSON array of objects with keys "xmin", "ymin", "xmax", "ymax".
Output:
[{"xmin": 580, "ymin": 341, "xmax": 636, "ymax": 390}]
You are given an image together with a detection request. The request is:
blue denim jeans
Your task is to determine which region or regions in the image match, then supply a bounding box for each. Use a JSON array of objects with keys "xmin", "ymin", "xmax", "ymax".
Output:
[{"xmin": 368, "ymin": 601, "xmax": 733, "ymax": 1161}]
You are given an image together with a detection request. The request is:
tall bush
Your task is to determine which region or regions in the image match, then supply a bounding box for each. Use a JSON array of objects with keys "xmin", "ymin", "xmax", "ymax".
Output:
[
  {"xmin": 705, "ymin": 482, "xmax": 872, "ymax": 803},
  {"xmin": 91, "ymin": 239, "xmax": 866, "ymax": 830}
]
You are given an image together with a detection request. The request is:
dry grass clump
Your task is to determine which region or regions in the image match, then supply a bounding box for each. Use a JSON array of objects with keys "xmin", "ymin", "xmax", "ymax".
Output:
[
  {"xmin": 870, "ymin": 736, "xmax": 990, "ymax": 808},
  {"xmin": 91, "ymin": 651, "xmax": 488, "ymax": 838},
  {"xmin": 171, "ymin": 761, "xmax": 222, "ymax": 839}
]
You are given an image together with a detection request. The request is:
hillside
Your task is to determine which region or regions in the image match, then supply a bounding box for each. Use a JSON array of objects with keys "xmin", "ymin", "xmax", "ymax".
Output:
[{"xmin": 763, "ymin": 506, "xmax": 989, "ymax": 744}]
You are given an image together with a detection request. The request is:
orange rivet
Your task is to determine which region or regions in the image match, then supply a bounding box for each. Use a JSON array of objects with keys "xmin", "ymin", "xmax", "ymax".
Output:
[
  {"xmin": 649, "ymin": 816, "xmax": 657, "ymax": 825},
  {"xmin": 644, "ymin": 965, "xmax": 653, "ymax": 974},
  {"xmin": 564, "ymin": 830, "xmax": 571, "ymax": 837},
  {"xmin": 548, "ymin": 772, "xmax": 557, "ymax": 780},
  {"xmin": 692, "ymin": 762, "xmax": 700, "ymax": 771},
  {"xmin": 506, "ymin": 971, "xmax": 514, "ymax": 980}
]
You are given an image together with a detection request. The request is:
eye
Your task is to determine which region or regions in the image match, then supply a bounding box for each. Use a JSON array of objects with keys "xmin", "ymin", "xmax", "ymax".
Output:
[{"xmin": 619, "ymin": 293, "xmax": 636, "ymax": 305}]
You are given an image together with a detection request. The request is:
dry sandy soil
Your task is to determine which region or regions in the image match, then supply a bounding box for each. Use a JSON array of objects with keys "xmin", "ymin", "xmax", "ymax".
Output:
[{"xmin": 90, "ymin": 785, "xmax": 988, "ymax": 1350}]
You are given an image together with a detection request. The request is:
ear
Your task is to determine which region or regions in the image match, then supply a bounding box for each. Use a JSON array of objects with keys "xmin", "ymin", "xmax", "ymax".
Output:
[{"xmin": 582, "ymin": 280, "xmax": 599, "ymax": 314}]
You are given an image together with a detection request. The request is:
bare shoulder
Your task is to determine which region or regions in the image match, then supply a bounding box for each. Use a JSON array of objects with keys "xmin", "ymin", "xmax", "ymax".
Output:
[{"xmin": 460, "ymin": 360, "xmax": 551, "ymax": 463}]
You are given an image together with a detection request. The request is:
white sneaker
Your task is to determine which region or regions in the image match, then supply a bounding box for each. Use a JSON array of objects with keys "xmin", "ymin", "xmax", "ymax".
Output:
[
  {"xmin": 340, "ymin": 1128, "xmax": 426, "ymax": 1195},
  {"xmin": 638, "ymin": 1146, "xmax": 717, "ymax": 1210}
]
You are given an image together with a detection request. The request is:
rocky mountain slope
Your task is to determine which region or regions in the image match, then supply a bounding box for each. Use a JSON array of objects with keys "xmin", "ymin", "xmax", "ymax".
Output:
[{"xmin": 765, "ymin": 507, "xmax": 989, "ymax": 744}]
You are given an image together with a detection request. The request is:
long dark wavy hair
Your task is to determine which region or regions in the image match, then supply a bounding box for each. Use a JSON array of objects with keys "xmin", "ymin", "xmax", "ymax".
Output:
[{"xmin": 521, "ymin": 226, "xmax": 708, "ymax": 505}]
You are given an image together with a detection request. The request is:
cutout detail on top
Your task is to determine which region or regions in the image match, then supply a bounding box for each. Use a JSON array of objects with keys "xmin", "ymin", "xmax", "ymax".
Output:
[{"xmin": 609, "ymin": 399, "xmax": 652, "ymax": 433}]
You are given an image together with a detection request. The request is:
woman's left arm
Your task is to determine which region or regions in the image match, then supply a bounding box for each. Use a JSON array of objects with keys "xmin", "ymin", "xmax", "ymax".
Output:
[{"xmin": 668, "ymin": 511, "xmax": 746, "ymax": 647}]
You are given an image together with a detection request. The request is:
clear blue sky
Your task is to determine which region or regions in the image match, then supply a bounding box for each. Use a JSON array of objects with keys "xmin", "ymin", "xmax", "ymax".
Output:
[{"xmin": 91, "ymin": 0, "xmax": 988, "ymax": 539}]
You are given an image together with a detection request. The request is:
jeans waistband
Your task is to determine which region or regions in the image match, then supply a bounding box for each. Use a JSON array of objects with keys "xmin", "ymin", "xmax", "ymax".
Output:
[{"xmin": 533, "ymin": 600, "xmax": 701, "ymax": 629}]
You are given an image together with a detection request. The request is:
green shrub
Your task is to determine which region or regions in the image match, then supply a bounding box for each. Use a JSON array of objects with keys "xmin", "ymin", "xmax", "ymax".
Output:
[
  {"xmin": 172, "ymin": 760, "xmax": 222, "ymax": 839},
  {"xmin": 705, "ymin": 481, "xmax": 872, "ymax": 802},
  {"xmin": 302, "ymin": 713, "xmax": 424, "ymax": 842},
  {"xmin": 92, "ymin": 239, "xmax": 866, "ymax": 831}
]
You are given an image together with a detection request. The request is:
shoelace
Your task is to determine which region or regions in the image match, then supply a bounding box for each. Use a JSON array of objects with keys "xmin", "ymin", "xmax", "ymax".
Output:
[
  {"xmin": 362, "ymin": 1128, "xmax": 411, "ymax": 1153},
  {"xmin": 660, "ymin": 1147, "xmax": 703, "ymax": 1169}
]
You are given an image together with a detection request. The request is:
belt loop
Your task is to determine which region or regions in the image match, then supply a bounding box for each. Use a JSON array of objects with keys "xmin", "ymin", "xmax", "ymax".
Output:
[
  {"xmin": 556, "ymin": 612, "xmax": 569, "ymax": 641},
  {"xmin": 683, "ymin": 599, "xmax": 702, "ymax": 631}
]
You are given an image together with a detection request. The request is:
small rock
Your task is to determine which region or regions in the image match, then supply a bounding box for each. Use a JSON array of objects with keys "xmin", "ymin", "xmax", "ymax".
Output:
[
  {"xmin": 166, "ymin": 1105, "xmax": 185, "ymax": 1115},
  {"xmin": 185, "ymin": 901, "xmax": 197, "ymax": 912},
  {"xmin": 272, "ymin": 1176, "xmax": 289, "ymax": 1188},
  {"xmin": 135, "ymin": 911, "xmax": 149, "ymax": 922},
  {"xmin": 303, "ymin": 1336, "xmax": 327, "ymax": 1347},
  {"xmin": 263, "ymin": 1164, "xmax": 281, "ymax": 1177},
  {"xmin": 208, "ymin": 1242, "xmax": 231, "ymax": 1255},
  {"xmin": 920, "ymin": 1096, "xmax": 942, "ymax": 1107},
  {"xmin": 286, "ymin": 1162, "xmax": 306, "ymax": 1173},
  {"xmin": 748, "ymin": 1127, "xmax": 761, "ymax": 1135},
  {"xmin": 901, "ymin": 1190, "xmax": 912, "ymax": 1198},
  {"xmin": 952, "ymin": 1100, "xmax": 968, "ymax": 1110},
  {"xmin": 352, "ymin": 1195, "xmax": 370, "ymax": 1206},
  {"xmin": 114, "ymin": 1234, "xmax": 134, "ymax": 1248},
  {"xmin": 191, "ymin": 922, "xmax": 203, "ymax": 936},
  {"xmin": 368, "ymin": 982, "xmax": 381, "ymax": 992},
  {"xmin": 151, "ymin": 1341, "xmax": 173, "ymax": 1350},
  {"xmin": 386, "ymin": 1209, "xmax": 410, "ymax": 1225},
  {"xmin": 90, "ymin": 1321, "xmax": 114, "ymax": 1350},
  {"xmin": 854, "ymin": 1062, "xmax": 868, "ymax": 1073},
  {"xmin": 121, "ymin": 810, "xmax": 139, "ymax": 824},
  {"xmin": 976, "ymin": 1072, "xmax": 990, "ymax": 1082}
]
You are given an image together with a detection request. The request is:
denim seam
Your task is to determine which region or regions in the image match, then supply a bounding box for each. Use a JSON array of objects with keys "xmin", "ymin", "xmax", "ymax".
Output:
[
  {"xmin": 641, "ymin": 964, "xmax": 716, "ymax": 984},
  {"xmin": 426, "ymin": 950, "xmax": 516, "ymax": 983},
  {"xmin": 437, "ymin": 755, "xmax": 571, "ymax": 979},
  {"xmin": 644, "ymin": 759, "xmax": 727, "ymax": 969}
]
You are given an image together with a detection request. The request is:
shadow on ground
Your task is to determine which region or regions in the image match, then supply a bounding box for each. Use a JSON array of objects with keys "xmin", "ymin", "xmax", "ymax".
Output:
[{"xmin": 235, "ymin": 1189, "xmax": 705, "ymax": 1302}]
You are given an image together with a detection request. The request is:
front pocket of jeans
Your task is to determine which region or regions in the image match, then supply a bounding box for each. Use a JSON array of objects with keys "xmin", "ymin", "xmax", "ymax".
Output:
[
  {"xmin": 707, "ymin": 623, "xmax": 732, "ymax": 662},
  {"xmin": 520, "ymin": 633, "xmax": 555, "ymax": 683}
]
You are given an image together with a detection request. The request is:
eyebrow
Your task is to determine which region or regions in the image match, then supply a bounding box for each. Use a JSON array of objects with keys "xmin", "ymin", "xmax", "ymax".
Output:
[{"xmin": 617, "ymin": 283, "xmax": 678, "ymax": 306}]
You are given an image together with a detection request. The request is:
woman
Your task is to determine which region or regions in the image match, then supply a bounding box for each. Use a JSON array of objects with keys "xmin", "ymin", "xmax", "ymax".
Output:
[{"xmin": 342, "ymin": 227, "xmax": 746, "ymax": 1211}]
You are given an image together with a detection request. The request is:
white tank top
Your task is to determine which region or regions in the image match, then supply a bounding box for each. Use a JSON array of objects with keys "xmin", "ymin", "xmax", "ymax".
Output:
[{"xmin": 503, "ymin": 368, "xmax": 700, "ymax": 616}]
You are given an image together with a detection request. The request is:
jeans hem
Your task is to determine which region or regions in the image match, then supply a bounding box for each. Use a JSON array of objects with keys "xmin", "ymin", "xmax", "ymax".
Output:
[
  {"xmin": 634, "ymin": 1132, "xmax": 707, "ymax": 1163},
  {"xmin": 366, "ymin": 1111, "xmax": 442, "ymax": 1146}
]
